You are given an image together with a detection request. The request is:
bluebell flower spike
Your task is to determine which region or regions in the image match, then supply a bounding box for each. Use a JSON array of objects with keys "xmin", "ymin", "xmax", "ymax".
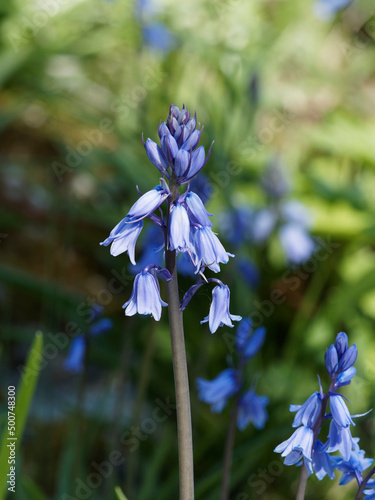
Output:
[
  {"xmin": 102, "ymin": 104, "xmax": 239, "ymax": 328},
  {"xmin": 274, "ymin": 330, "xmax": 372, "ymax": 490}
]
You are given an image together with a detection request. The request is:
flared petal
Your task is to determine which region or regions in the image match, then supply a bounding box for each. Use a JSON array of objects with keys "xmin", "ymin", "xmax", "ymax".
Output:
[
  {"xmin": 174, "ymin": 149, "xmax": 190, "ymax": 177},
  {"xmin": 202, "ymin": 285, "xmax": 241, "ymax": 334},
  {"xmin": 185, "ymin": 191, "xmax": 212, "ymax": 227},
  {"xmin": 127, "ymin": 186, "xmax": 168, "ymax": 222},
  {"xmin": 145, "ymin": 138, "xmax": 170, "ymax": 175},
  {"xmin": 169, "ymin": 202, "xmax": 191, "ymax": 252},
  {"xmin": 186, "ymin": 145, "xmax": 205, "ymax": 179},
  {"xmin": 106, "ymin": 221, "xmax": 143, "ymax": 263},
  {"xmin": 330, "ymin": 394, "xmax": 355, "ymax": 428}
]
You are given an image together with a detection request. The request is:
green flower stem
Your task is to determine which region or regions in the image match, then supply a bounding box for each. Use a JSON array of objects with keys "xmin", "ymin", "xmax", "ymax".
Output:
[
  {"xmin": 166, "ymin": 246, "xmax": 194, "ymax": 500},
  {"xmin": 295, "ymin": 464, "xmax": 309, "ymax": 500},
  {"xmin": 164, "ymin": 177, "xmax": 194, "ymax": 500}
]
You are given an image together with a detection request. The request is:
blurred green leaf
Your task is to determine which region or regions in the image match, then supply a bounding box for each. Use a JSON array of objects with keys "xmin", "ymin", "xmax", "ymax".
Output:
[
  {"xmin": 20, "ymin": 476, "xmax": 48, "ymax": 500},
  {"xmin": 115, "ymin": 486, "xmax": 129, "ymax": 500},
  {"xmin": 0, "ymin": 332, "xmax": 43, "ymax": 500}
]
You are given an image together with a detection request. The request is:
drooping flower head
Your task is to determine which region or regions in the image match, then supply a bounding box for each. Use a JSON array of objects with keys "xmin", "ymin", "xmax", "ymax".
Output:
[
  {"xmin": 274, "ymin": 426, "xmax": 315, "ymax": 466},
  {"xmin": 123, "ymin": 266, "xmax": 171, "ymax": 321},
  {"xmin": 237, "ymin": 391, "xmax": 269, "ymax": 430},
  {"xmin": 200, "ymin": 284, "xmax": 241, "ymax": 334}
]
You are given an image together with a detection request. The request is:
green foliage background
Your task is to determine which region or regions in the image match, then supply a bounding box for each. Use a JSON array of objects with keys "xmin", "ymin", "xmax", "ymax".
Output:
[{"xmin": 1, "ymin": 0, "xmax": 375, "ymax": 499}]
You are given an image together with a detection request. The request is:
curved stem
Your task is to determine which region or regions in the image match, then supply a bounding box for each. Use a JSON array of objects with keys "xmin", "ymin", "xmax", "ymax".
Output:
[
  {"xmin": 220, "ymin": 400, "xmax": 239, "ymax": 500},
  {"xmin": 355, "ymin": 465, "xmax": 375, "ymax": 500},
  {"xmin": 165, "ymin": 246, "xmax": 194, "ymax": 500}
]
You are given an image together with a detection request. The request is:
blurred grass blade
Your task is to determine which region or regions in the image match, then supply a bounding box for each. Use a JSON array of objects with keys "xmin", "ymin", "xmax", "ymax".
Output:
[
  {"xmin": 0, "ymin": 48, "xmax": 30, "ymax": 88},
  {"xmin": 137, "ymin": 433, "xmax": 170, "ymax": 500},
  {"xmin": 20, "ymin": 475, "xmax": 49, "ymax": 500},
  {"xmin": 0, "ymin": 332, "xmax": 43, "ymax": 500},
  {"xmin": 115, "ymin": 486, "xmax": 129, "ymax": 500}
]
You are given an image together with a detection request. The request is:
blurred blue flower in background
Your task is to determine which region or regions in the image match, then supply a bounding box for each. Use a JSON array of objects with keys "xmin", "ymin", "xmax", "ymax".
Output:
[
  {"xmin": 236, "ymin": 256, "xmax": 260, "ymax": 288},
  {"xmin": 64, "ymin": 305, "xmax": 113, "ymax": 373},
  {"xmin": 64, "ymin": 336, "xmax": 86, "ymax": 373},
  {"xmin": 313, "ymin": 0, "xmax": 354, "ymax": 20},
  {"xmin": 252, "ymin": 158, "xmax": 315, "ymax": 264},
  {"xmin": 279, "ymin": 223, "xmax": 315, "ymax": 264},
  {"xmin": 197, "ymin": 369, "xmax": 239, "ymax": 413},
  {"xmin": 237, "ymin": 390, "xmax": 269, "ymax": 430},
  {"xmin": 142, "ymin": 23, "xmax": 176, "ymax": 53},
  {"xmin": 251, "ymin": 208, "xmax": 277, "ymax": 244},
  {"xmin": 136, "ymin": 0, "xmax": 176, "ymax": 54},
  {"xmin": 261, "ymin": 156, "xmax": 290, "ymax": 199},
  {"xmin": 197, "ymin": 318, "xmax": 268, "ymax": 430},
  {"xmin": 218, "ymin": 206, "xmax": 253, "ymax": 247},
  {"xmin": 189, "ymin": 173, "xmax": 212, "ymax": 205},
  {"xmin": 235, "ymin": 318, "xmax": 266, "ymax": 360}
]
